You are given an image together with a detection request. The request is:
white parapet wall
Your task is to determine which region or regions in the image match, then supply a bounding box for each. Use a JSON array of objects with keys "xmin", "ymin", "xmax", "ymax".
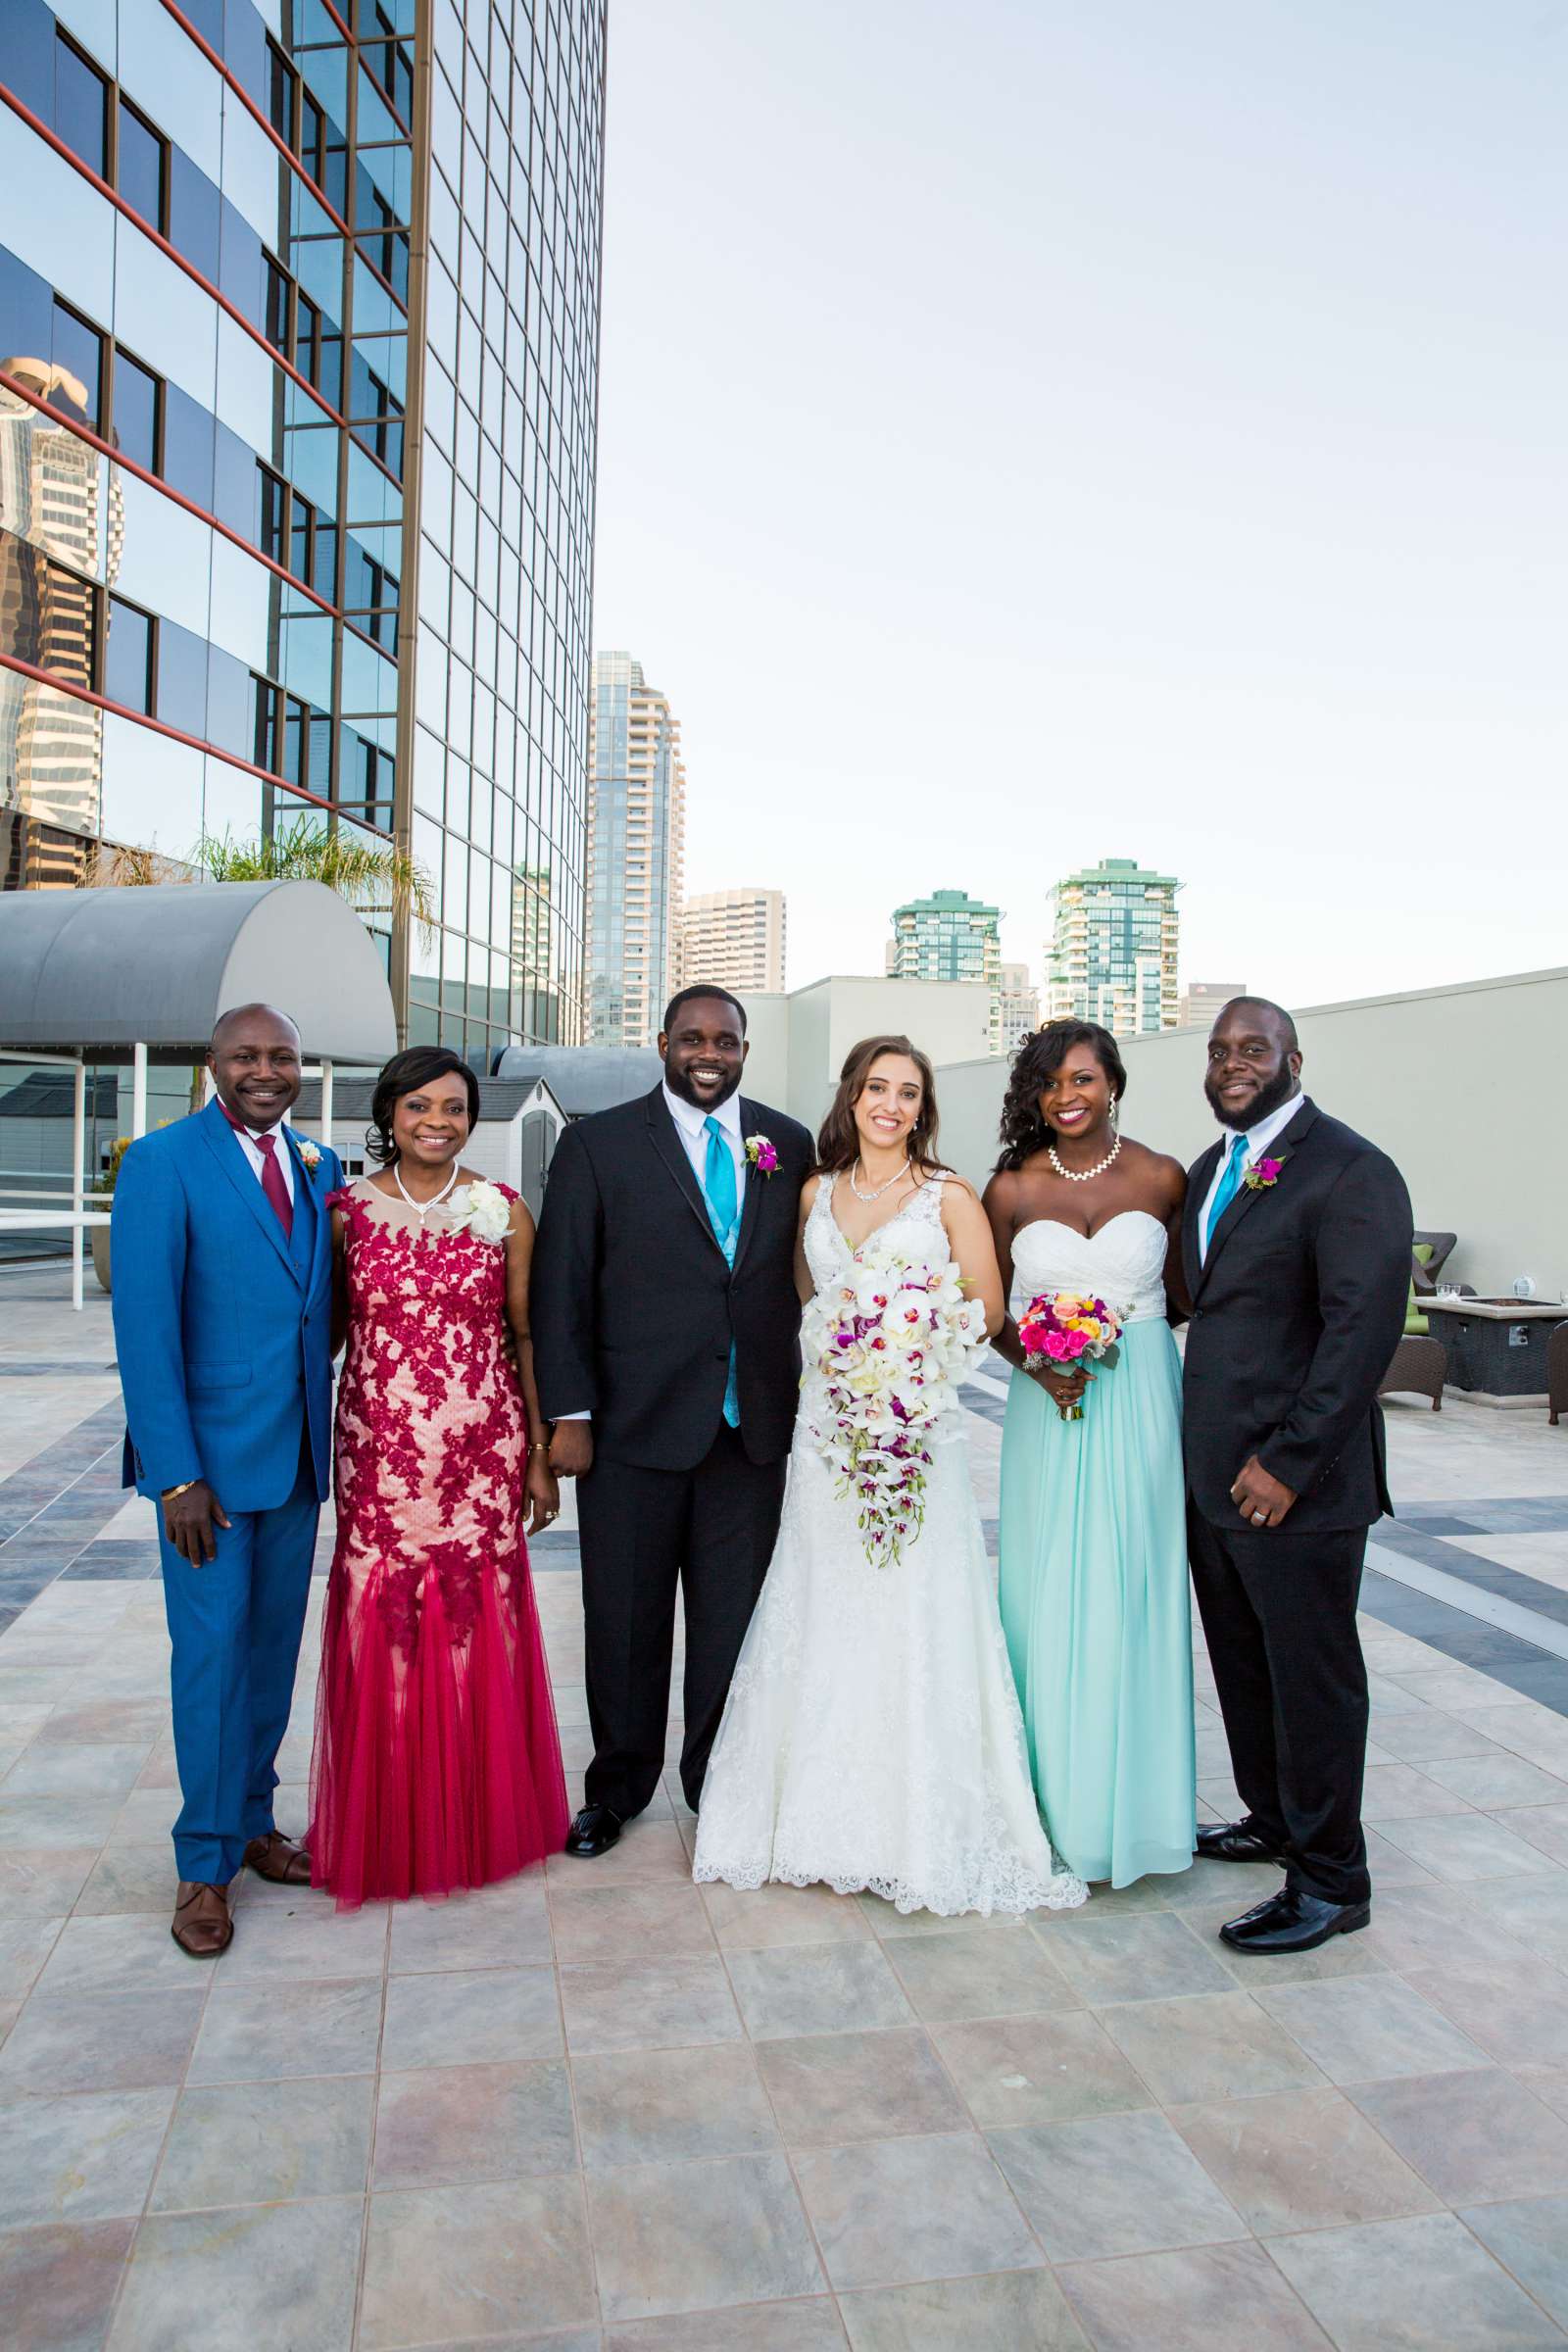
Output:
[{"xmin": 933, "ymin": 965, "xmax": 1568, "ymax": 1300}]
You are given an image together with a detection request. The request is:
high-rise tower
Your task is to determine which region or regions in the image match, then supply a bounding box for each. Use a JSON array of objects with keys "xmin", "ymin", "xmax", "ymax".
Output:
[
  {"xmin": 1046, "ymin": 858, "xmax": 1181, "ymax": 1036},
  {"xmin": 585, "ymin": 652, "xmax": 686, "ymax": 1047}
]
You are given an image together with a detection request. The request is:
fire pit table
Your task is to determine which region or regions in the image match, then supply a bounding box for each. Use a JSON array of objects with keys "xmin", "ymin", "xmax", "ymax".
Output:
[{"xmin": 1420, "ymin": 1297, "xmax": 1568, "ymax": 1404}]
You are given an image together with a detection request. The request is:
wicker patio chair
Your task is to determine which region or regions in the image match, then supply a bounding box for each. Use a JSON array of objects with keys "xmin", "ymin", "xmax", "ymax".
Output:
[
  {"xmin": 1411, "ymin": 1232, "xmax": 1457, "ymax": 1296},
  {"xmin": 1380, "ymin": 1334, "xmax": 1446, "ymax": 1412},
  {"xmin": 1549, "ymin": 1320, "xmax": 1568, "ymax": 1428}
]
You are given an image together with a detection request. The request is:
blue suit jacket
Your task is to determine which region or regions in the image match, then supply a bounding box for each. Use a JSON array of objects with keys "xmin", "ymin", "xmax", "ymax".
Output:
[{"xmin": 111, "ymin": 1101, "xmax": 343, "ymax": 1512}]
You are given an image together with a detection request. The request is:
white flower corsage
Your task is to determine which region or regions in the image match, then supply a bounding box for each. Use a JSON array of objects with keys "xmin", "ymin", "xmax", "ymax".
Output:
[
  {"xmin": 450, "ymin": 1178, "xmax": 512, "ymax": 1244},
  {"xmin": 745, "ymin": 1134, "xmax": 780, "ymax": 1176},
  {"xmin": 295, "ymin": 1138, "xmax": 322, "ymax": 1178}
]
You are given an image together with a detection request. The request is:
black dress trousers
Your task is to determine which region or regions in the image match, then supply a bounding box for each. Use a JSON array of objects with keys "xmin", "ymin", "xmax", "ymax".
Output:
[
  {"xmin": 1187, "ymin": 1502, "xmax": 1372, "ymax": 1906},
  {"xmin": 575, "ymin": 1423, "xmax": 787, "ymax": 1820}
]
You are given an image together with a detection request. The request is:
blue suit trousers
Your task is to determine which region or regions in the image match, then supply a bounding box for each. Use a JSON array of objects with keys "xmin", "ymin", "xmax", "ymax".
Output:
[{"xmin": 158, "ymin": 1436, "xmax": 319, "ymax": 1884}]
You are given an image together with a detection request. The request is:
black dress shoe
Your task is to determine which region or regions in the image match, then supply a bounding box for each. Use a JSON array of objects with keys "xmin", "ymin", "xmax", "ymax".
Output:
[
  {"xmin": 1219, "ymin": 1886, "xmax": 1370, "ymax": 1954},
  {"xmin": 1196, "ymin": 1819, "xmax": 1286, "ymax": 1866},
  {"xmin": 564, "ymin": 1804, "xmax": 622, "ymax": 1859}
]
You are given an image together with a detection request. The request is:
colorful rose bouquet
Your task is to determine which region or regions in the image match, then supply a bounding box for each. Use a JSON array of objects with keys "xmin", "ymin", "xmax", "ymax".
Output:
[
  {"xmin": 1017, "ymin": 1291, "xmax": 1126, "ymax": 1422},
  {"xmin": 802, "ymin": 1233, "xmax": 990, "ymax": 1568}
]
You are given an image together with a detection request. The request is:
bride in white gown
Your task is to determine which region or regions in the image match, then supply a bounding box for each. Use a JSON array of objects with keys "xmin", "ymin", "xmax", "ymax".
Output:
[{"xmin": 694, "ymin": 1036, "xmax": 1086, "ymax": 1918}]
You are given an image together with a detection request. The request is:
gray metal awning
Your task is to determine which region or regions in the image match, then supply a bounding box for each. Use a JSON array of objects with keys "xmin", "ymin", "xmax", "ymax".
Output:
[{"xmin": 0, "ymin": 880, "xmax": 398, "ymax": 1063}]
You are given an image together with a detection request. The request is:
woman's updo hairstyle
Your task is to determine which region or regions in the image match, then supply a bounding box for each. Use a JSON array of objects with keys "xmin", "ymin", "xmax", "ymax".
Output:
[
  {"xmin": 366, "ymin": 1047, "xmax": 480, "ymax": 1167},
  {"xmin": 995, "ymin": 1021, "xmax": 1126, "ymax": 1171}
]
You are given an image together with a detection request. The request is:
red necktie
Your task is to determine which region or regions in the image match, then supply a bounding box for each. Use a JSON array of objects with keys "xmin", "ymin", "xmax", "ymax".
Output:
[
  {"xmin": 219, "ymin": 1101, "xmax": 294, "ymax": 1240},
  {"xmin": 253, "ymin": 1132, "xmax": 294, "ymax": 1242}
]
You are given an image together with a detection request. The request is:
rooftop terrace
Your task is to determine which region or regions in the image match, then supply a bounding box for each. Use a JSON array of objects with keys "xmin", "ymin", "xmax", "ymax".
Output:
[{"xmin": 2, "ymin": 1266, "xmax": 1567, "ymax": 2349}]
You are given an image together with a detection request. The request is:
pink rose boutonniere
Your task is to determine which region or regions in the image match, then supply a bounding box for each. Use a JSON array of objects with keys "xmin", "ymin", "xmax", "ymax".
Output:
[
  {"xmin": 745, "ymin": 1134, "xmax": 779, "ymax": 1176},
  {"xmin": 295, "ymin": 1137, "xmax": 323, "ymax": 1180},
  {"xmin": 1243, "ymin": 1155, "xmax": 1285, "ymax": 1193}
]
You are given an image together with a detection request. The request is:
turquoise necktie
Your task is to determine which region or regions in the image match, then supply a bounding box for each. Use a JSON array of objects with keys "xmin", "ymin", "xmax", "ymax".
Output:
[
  {"xmin": 1204, "ymin": 1133, "xmax": 1248, "ymax": 1254},
  {"xmin": 702, "ymin": 1116, "xmax": 742, "ymax": 1428}
]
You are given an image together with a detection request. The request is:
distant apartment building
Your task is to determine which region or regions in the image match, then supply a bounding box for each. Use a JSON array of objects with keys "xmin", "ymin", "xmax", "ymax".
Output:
[
  {"xmin": 585, "ymin": 652, "xmax": 686, "ymax": 1046},
  {"xmin": 1179, "ymin": 980, "xmax": 1246, "ymax": 1030},
  {"xmin": 888, "ymin": 888, "xmax": 1004, "ymax": 1051},
  {"xmin": 997, "ymin": 962, "xmax": 1039, "ymax": 1054},
  {"xmin": 1047, "ymin": 858, "xmax": 1180, "ymax": 1037},
  {"xmin": 679, "ymin": 887, "xmax": 785, "ymax": 999}
]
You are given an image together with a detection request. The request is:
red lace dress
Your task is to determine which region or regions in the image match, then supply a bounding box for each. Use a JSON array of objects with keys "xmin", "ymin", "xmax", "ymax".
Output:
[{"xmin": 309, "ymin": 1178, "xmax": 567, "ymax": 1906}]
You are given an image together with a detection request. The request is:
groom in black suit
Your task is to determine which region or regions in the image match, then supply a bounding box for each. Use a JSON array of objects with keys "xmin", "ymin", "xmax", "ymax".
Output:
[
  {"xmin": 1182, "ymin": 998, "xmax": 1411, "ymax": 1954},
  {"xmin": 531, "ymin": 986, "xmax": 812, "ymax": 1856}
]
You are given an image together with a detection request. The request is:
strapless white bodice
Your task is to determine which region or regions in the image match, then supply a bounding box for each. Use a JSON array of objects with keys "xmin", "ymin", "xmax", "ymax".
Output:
[{"xmin": 1009, "ymin": 1211, "xmax": 1168, "ymax": 1325}]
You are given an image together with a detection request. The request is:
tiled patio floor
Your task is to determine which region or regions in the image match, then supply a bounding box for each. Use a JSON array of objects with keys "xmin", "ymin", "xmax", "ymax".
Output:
[{"xmin": 3, "ymin": 1263, "xmax": 1568, "ymax": 2348}]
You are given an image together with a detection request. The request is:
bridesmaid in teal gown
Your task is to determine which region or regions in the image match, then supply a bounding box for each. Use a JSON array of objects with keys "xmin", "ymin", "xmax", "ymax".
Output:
[{"xmin": 982, "ymin": 1022, "xmax": 1196, "ymax": 1887}]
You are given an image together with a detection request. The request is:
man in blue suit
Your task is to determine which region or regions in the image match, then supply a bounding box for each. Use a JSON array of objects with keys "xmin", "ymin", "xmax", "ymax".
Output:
[{"xmin": 112, "ymin": 1004, "xmax": 343, "ymax": 1956}]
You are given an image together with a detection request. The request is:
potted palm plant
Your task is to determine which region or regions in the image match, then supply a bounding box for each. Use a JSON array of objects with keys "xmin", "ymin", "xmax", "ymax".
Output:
[{"xmin": 90, "ymin": 1135, "xmax": 132, "ymax": 1292}]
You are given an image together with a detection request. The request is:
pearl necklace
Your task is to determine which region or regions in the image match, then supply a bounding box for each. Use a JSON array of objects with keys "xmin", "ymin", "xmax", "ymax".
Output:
[
  {"xmin": 850, "ymin": 1154, "xmax": 911, "ymax": 1203},
  {"xmin": 1047, "ymin": 1132, "xmax": 1122, "ymax": 1186},
  {"xmin": 393, "ymin": 1160, "xmax": 460, "ymax": 1219}
]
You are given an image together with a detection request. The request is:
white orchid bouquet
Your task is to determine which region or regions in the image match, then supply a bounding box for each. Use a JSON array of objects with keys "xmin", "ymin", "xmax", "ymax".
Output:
[{"xmin": 803, "ymin": 1232, "xmax": 990, "ymax": 1568}]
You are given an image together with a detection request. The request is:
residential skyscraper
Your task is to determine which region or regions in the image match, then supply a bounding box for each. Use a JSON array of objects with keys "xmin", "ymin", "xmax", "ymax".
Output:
[
  {"xmin": 585, "ymin": 652, "xmax": 686, "ymax": 1046},
  {"xmin": 997, "ymin": 962, "xmax": 1039, "ymax": 1054},
  {"xmin": 678, "ymin": 887, "xmax": 785, "ymax": 998},
  {"xmin": 1047, "ymin": 858, "xmax": 1181, "ymax": 1036},
  {"xmin": 1, "ymin": 0, "xmax": 606, "ymax": 1064},
  {"xmin": 888, "ymin": 887, "xmax": 1004, "ymax": 1049}
]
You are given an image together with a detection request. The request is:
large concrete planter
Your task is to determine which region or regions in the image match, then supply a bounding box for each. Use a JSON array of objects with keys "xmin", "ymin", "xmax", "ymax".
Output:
[{"xmin": 90, "ymin": 1209, "xmax": 112, "ymax": 1293}]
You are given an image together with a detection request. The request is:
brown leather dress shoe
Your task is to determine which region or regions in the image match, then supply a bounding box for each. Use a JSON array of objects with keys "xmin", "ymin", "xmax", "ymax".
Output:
[
  {"xmin": 172, "ymin": 1880, "xmax": 233, "ymax": 1958},
  {"xmin": 244, "ymin": 1830, "xmax": 313, "ymax": 1886}
]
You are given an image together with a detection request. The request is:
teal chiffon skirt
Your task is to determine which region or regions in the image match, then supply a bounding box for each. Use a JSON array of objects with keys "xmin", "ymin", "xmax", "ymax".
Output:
[{"xmin": 997, "ymin": 1320, "xmax": 1197, "ymax": 1887}]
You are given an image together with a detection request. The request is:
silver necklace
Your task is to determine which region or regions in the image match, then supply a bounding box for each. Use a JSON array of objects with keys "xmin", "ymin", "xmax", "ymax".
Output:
[
  {"xmin": 850, "ymin": 1155, "xmax": 911, "ymax": 1203},
  {"xmin": 1047, "ymin": 1132, "xmax": 1122, "ymax": 1186},
  {"xmin": 393, "ymin": 1160, "xmax": 460, "ymax": 1219}
]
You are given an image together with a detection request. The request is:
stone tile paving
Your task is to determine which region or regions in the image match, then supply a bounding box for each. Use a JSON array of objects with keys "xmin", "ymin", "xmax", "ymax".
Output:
[{"xmin": 1, "ymin": 1264, "xmax": 1568, "ymax": 2346}]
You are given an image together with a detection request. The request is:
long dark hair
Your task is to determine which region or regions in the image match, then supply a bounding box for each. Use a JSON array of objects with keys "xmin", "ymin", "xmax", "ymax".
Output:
[
  {"xmin": 366, "ymin": 1048, "xmax": 480, "ymax": 1166},
  {"xmin": 996, "ymin": 1020, "xmax": 1126, "ymax": 1171},
  {"xmin": 815, "ymin": 1035, "xmax": 948, "ymax": 1175}
]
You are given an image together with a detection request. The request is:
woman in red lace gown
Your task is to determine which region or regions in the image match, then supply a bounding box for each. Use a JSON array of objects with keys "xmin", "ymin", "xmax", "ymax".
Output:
[{"xmin": 309, "ymin": 1049, "xmax": 567, "ymax": 1906}]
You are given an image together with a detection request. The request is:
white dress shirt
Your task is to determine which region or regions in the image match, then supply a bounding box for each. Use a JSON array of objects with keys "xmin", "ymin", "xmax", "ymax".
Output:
[
  {"xmin": 558, "ymin": 1088, "xmax": 748, "ymax": 1423},
  {"xmin": 229, "ymin": 1116, "xmax": 296, "ymax": 1204},
  {"xmin": 661, "ymin": 1081, "xmax": 747, "ymax": 1210},
  {"xmin": 1199, "ymin": 1093, "xmax": 1304, "ymax": 1263}
]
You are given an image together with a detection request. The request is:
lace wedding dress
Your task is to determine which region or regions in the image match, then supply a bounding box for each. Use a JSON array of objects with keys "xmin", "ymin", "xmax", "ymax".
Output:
[{"xmin": 693, "ymin": 1174, "xmax": 1086, "ymax": 1917}]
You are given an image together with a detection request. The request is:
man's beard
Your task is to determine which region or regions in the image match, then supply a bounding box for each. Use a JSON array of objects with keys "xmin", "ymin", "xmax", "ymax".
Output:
[
  {"xmin": 1205, "ymin": 1062, "xmax": 1299, "ymax": 1133},
  {"xmin": 663, "ymin": 1059, "xmax": 743, "ymax": 1110}
]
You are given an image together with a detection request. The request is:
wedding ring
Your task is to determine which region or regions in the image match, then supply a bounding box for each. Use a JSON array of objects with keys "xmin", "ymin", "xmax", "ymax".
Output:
[{"xmin": 1251, "ymin": 1509, "xmax": 1267, "ymax": 1525}]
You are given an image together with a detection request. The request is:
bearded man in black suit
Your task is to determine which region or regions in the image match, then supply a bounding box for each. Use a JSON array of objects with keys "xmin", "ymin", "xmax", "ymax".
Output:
[
  {"xmin": 531, "ymin": 987, "xmax": 812, "ymax": 1858},
  {"xmin": 1182, "ymin": 997, "xmax": 1412, "ymax": 1954}
]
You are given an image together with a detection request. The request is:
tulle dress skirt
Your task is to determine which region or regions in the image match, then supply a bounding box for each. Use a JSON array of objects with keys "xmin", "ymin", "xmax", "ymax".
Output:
[{"xmin": 998, "ymin": 1318, "xmax": 1197, "ymax": 1887}]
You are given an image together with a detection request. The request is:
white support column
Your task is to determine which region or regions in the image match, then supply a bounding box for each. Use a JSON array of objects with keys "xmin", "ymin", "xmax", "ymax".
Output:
[
  {"xmin": 319, "ymin": 1057, "xmax": 334, "ymax": 1156},
  {"xmin": 131, "ymin": 1041, "xmax": 148, "ymax": 1138},
  {"xmin": 71, "ymin": 1056, "xmax": 86, "ymax": 1313}
]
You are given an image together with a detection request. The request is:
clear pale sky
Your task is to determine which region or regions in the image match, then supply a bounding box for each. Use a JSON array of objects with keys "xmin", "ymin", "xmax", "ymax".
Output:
[{"xmin": 592, "ymin": 0, "xmax": 1567, "ymax": 1005}]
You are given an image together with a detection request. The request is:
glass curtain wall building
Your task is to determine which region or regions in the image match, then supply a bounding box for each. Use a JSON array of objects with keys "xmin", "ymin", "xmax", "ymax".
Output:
[{"xmin": 0, "ymin": 0, "xmax": 605, "ymax": 1064}]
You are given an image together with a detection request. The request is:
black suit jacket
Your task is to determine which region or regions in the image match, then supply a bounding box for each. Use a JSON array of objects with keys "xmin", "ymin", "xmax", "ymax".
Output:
[
  {"xmin": 530, "ymin": 1089, "xmax": 813, "ymax": 1471},
  {"xmin": 1181, "ymin": 1099, "xmax": 1412, "ymax": 1532}
]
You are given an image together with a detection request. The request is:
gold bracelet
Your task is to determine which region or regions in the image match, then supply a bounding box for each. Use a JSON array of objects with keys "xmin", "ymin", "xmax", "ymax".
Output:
[
  {"xmin": 528, "ymin": 1442, "xmax": 551, "ymax": 1455},
  {"xmin": 162, "ymin": 1480, "xmax": 198, "ymax": 1501}
]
